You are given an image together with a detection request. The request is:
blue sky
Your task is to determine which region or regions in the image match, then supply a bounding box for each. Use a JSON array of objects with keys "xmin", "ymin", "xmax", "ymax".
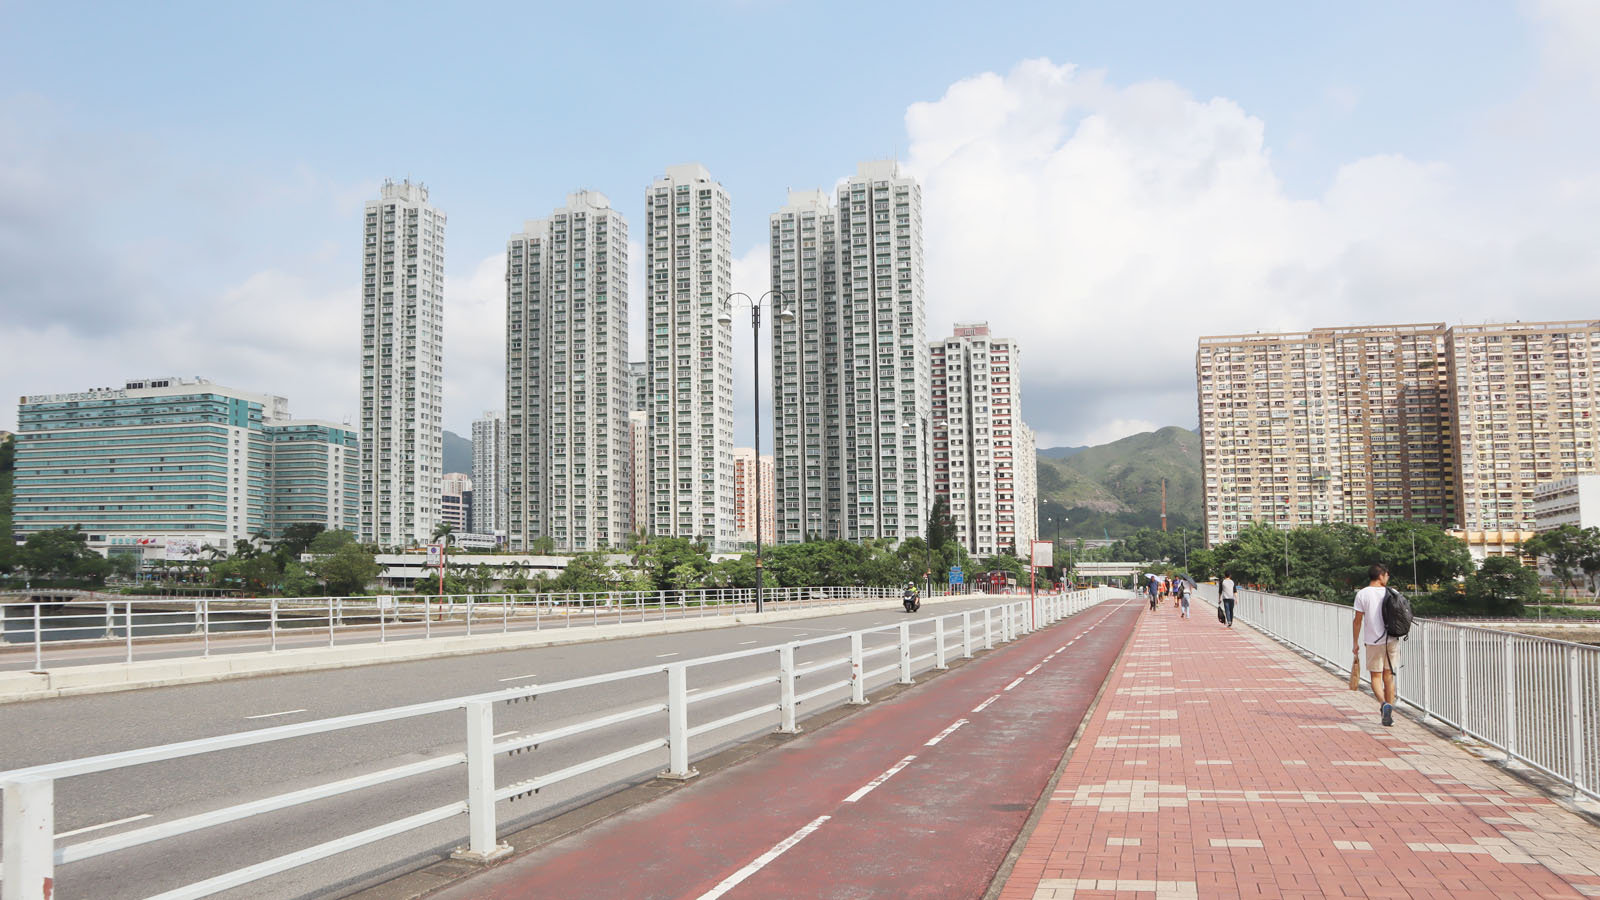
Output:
[{"xmin": 3, "ymin": 1, "xmax": 1596, "ymax": 448}]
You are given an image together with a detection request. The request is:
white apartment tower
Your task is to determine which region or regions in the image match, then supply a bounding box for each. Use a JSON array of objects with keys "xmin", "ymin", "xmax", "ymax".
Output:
[
  {"xmin": 645, "ymin": 164, "xmax": 735, "ymax": 548},
  {"xmin": 470, "ymin": 410, "xmax": 508, "ymax": 535},
  {"xmin": 769, "ymin": 163, "xmax": 929, "ymax": 543},
  {"xmin": 770, "ymin": 189, "xmax": 842, "ymax": 542},
  {"xmin": 505, "ymin": 191, "xmax": 631, "ymax": 552},
  {"xmin": 838, "ymin": 161, "xmax": 930, "ymax": 542},
  {"xmin": 360, "ymin": 179, "xmax": 446, "ymax": 548},
  {"xmin": 931, "ymin": 324, "xmax": 1037, "ymax": 556}
]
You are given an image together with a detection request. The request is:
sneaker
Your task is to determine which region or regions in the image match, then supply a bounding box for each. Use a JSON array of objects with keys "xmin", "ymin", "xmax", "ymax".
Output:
[{"xmin": 1381, "ymin": 703, "xmax": 1393, "ymax": 727}]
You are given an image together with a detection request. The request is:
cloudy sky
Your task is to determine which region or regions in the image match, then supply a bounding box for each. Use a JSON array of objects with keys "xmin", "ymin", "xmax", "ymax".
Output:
[{"xmin": 2, "ymin": 1, "xmax": 1597, "ymax": 450}]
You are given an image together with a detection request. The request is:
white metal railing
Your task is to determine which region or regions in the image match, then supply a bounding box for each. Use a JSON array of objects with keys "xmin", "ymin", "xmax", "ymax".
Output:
[
  {"xmin": 0, "ymin": 585, "xmax": 994, "ymax": 671},
  {"xmin": 0, "ymin": 589, "xmax": 1117, "ymax": 900},
  {"xmin": 1231, "ymin": 588, "xmax": 1599, "ymax": 802}
]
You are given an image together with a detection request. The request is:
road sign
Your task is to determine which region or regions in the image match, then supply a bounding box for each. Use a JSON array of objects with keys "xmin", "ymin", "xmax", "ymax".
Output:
[
  {"xmin": 1030, "ymin": 540, "xmax": 1053, "ymax": 568},
  {"xmin": 426, "ymin": 544, "xmax": 443, "ymax": 567},
  {"xmin": 949, "ymin": 572, "xmax": 964, "ymax": 585}
]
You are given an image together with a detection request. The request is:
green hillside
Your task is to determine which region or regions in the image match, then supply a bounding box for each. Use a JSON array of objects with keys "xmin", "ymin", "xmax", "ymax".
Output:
[{"xmin": 1036, "ymin": 426, "xmax": 1201, "ymax": 539}]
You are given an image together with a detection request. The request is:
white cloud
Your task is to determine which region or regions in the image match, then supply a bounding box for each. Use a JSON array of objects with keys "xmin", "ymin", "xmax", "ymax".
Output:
[
  {"xmin": 442, "ymin": 253, "xmax": 507, "ymax": 432},
  {"xmin": 1528, "ymin": 0, "xmax": 1600, "ymax": 93},
  {"xmin": 903, "ymin": 58, "xmax": 1600, "ymax": 446}
]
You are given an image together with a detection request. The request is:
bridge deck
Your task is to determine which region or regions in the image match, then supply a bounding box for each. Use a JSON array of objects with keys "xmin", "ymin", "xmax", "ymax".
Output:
[{"xmin": 998, "ymin": 603, "xmax": 1600, "ymax": 900}]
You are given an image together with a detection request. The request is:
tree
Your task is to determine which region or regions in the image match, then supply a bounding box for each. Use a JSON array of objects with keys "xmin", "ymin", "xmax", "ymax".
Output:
[
  {"xmin": 310, "ymin": 543, "xmax": 381, "ymax": 596},
  {"xmin": 1466, "ymin": 556, "xmax": 1541, "ymax": 616},
  {"xmin": 280, "ymin": 561, "xmax": 319, "ymax": 596},
  {"xmin": 1523, "ymin": 526, "xmax": 1591, "ymax": 598},
  {"xmin": 275, "ymin": 523, "xmax": 326, "ymax": 561},
  {"xmin": 639, "ymin": 537, "xmax": 711, "ymax": 591},
  {"xmin": 550, "ymin": 552, "xmax": 617, "ymax": 593},
  {"xmin": 926, "ymin": 495, "xmax": 954, "ymax": 553},
  {"xmin": 1374, "ymin": 521, "xmax": 1471, "ymax": 591},
  {"xmin": 308, "ymin": 529, "xmax": 357, "ymax": 554},
  {"xmin": 21, "ymin": 528, "xmax": 102, "ymax": 578},
  {"xmin": 528, "ymin": 536, "xmax": 557, "ymax": 555},
  {"xmin": 211, "ymin": 554, "xmax": 281, "ymax": 594}
]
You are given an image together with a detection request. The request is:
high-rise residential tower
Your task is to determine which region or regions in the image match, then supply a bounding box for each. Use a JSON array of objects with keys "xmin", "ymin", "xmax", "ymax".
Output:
[
  {"xmin": 506, "ymin": 191, "xmax": 631, "ymax": 552},
  {"xmin": 930, "ymin": 324, "xmax": 1038, "ymax": 556},
  {"xmin": 768, "ymin": 163, "xmax": 930, "ymax": 544},
  {"xmin": 629, "ymin": 360, "xmax": 649, "ymax": 413},
  {"xmin": 1195, "ymin": 319, "xmax": 1598, "ymax": 548},
  {"xmin": 360, "ymin": 179, "xmax": 446, "ymax": 548},
  {"xmin": 1447, "ymin": 321, "xmax": 1600, "ymax": 532},
  {"xmin": 645, "ymin": 164, "xmax": 734, "ymax": 548},
  {"xmin": 770, "ymin": 189, "xmax": 842, "ymax": 542},
  {"xmin": 470, "ymin": 410, "xmax": 507, "ymax": 535},
  {"xmin": 732, "ymin": 448, "xmax": 776, "ymax": 545}
]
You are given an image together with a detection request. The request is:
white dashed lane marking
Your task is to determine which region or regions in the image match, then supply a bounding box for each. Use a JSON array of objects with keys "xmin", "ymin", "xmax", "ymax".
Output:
[
  {"xmin": 973, "ymin": 695, "xmax": 1001, "ymax": 713},
  {"xmin": 925, "ymin": 719, "xmax": 968, "ymax": 746},
  {"xmin": 1004, "ymin": 677, "xmax": 1026, "ymax": 691},
  {"xmin": 692, "ymin": 815, "xmax": 832, "ymax": 900},
  {"xmin": 844, "ymin": 755, "xmax": 919, "ymax": 803}
]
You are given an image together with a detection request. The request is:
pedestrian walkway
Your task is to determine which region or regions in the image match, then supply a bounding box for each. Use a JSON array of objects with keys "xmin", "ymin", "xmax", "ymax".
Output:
[{"xmin": 998, "ymin": 604, "xmax": 1600, "ymax": 900}]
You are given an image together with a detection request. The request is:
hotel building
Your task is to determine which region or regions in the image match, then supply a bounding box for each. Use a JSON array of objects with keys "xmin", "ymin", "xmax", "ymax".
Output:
[{"xmin": 14, "ymin": 377, "xmax": 356, "ymax": 561}]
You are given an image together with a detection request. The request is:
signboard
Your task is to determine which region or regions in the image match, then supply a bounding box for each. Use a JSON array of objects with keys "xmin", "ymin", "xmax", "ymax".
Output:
[
  {"xmin": 377, "ymin": 595, "xmax": 396, "ymax": 611},
  {"xmin": 426, "ymin": 544, "xmax": 444, "ymax": 568},
  {"xmin": 165, "ymin": 537, "xmax": 203, "ymax": 560},
  {"xmin": 1030, "ymin": 540, "xmax": 1054, "ymax": 568},
  {"xmin": 949, "ymin": 571, "xmax": 964, "ymax": 585}
]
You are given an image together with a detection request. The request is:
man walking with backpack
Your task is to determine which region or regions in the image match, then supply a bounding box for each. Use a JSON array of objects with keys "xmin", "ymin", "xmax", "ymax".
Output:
[{"xmin": 1352, "ymin": 563, "xmax": 1406, "ymax": 726}]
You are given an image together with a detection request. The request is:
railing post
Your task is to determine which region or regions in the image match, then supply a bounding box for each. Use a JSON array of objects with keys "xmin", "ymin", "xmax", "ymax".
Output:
[
  {"xmin": 1419, "ymin": 621, "xmax": 1431, "ymax": 723},
  {"xmin": 1504, "ymin": 635, "xmax": 1517, "ymax": 763},
  {"xmin": 2, "ymin": 777, "xmax": 55, "ymax": 900},
  {"xmin": 328, "ymin": 599, "xmax": 336, "ymax": 648},
  {"xmin": 850, "ymin": 632, "xmax": 867, "ymax": 705},
  {"xmin": 103, "ymin": 601, "xmax": 116, "ymax": 640},
  {"xmin": 1571, "ymin": 646, "xmax": 1585, "ymax": 800},
  {"xmin": 962, "ymin": 610, "xmax": 974, "ymax": 659},
  {"xmin": 935, "ymin": 617, "xmax": 947, "ymax": 670},
  {"xmin": 269, "ymin": 598, "xmax": 278, "ymax": 653},
  {"xmin": 663, "ymin": 664, "xmax": 697, "ymax": 779},
  {"xmin": 124, "ymin": 601, "xmax": 134, "ymax": 664},
  {"xmin": 201, "ymin": 599, "xmax": 210, "ymax": 657},
  {"xmin": 1457, "ymin": 629, "xmax": 1468, "ymax": 737},
  {"xmin": 32, "ymin": 604, "xmax": 41, "ymax": 671},
  {"xmin": 778, "ymin": 644, "xmax": 801, "ymax": 734},
  {"xmin": 898, "ymin": 622, "xmax": 913, "ymax": 684},
  {"xmin": 455, "ymin": 701, "xmax": 510, "ymax": 862},
  {"xmin": 984, "ymin": 608, "xmax": 994, "ymax": 650},
  {"xmin": 466, "ymin": 594, "xmax": 474, "ymax": 637}
]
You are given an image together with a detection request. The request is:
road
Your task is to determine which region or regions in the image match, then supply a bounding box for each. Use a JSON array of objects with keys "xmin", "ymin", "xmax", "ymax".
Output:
[{"xmin": 0, "ymin": 593, "xmax": 1100, "ymax": 900}]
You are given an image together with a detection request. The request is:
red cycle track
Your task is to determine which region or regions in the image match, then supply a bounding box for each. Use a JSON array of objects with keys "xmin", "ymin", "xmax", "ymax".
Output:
[{"xmin": 425, "ymin": 598, "xmax": 1142, "ymax": 900}]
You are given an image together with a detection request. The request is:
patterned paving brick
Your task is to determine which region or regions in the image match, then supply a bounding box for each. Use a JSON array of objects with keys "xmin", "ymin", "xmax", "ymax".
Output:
[{"xmin": 996, "ymin": 606, "xmax": 1600, "ymax": 900}]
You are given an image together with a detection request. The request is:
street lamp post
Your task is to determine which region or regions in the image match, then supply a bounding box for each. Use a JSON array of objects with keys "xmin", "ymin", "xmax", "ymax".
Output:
[{"xmin": 719, "ymin": 291, "xmax": 794, "ymax": 615}]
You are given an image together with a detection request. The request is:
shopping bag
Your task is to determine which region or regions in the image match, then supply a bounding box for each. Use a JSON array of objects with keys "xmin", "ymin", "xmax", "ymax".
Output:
[
  {"xmin": 1216, "ymin": 604, "xmax": 1227, "ymax": 624},
  {"xmin": 1348, "ymin": 654, "xmax": 1362, "ymax": 691}
]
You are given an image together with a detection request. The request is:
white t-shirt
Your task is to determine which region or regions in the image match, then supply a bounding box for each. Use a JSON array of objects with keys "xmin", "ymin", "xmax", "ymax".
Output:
[
  {"xmin": 1353, "ymin": 585, "xmax": 1391, "ymax": 645},
  {"xmin": 1220, "ymin": 578, "xmax": 1235, "ymax": 600}
]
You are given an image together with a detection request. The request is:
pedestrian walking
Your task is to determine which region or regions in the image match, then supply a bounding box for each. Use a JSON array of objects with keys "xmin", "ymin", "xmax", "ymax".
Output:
[
  {"xmin": 1179, "ymin": 579, "xmax": 1192, "ymax": 618},
  {"xmin": 1219, "ymin": 572, "xmax": 1236, "ymax": 627},
  {"xmin": 1352, "ymin": 563, "xmax": 1402, "ymax": 726},
  {"xmin": 1147, "ymin": 573, "xmax": 1160, "ymax": 611}
]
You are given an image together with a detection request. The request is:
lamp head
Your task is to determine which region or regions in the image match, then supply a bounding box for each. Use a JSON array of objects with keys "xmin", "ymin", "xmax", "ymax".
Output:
[
  {"xmin": 778, "ymin": 307, "xmax": 796, "ymax": 324},
  {"xmin": 715, "ymin": 310, "xmax": 733, "ymax": 326}
]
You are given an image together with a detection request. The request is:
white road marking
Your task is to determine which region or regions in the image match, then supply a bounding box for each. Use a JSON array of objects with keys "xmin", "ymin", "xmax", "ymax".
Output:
[
  {"xmin": 244, "ymin": 709, "xmax": 306, "ymax": 720},
  {"xmin": 656, "ymin": 652, "xmax": 679, "ymax": 658},
  {"xmin": 493, "ymin": 730, "xmax": 520, "ymax": 739},
  {"xmin": 496, "ymin": 673, "xmax": 538, "ymax": 682},
  {"xmin": 688, "ymin": 688, "xmax": 703, "ymax": 694},
  {"xmin": 1057, "ymin": 645, "xmax": 1067, "ymax": 652},
  {"xmin": 844, "ymin": 755, "xmax": 919, "ymax": 803},
  {"xmin": 972, "ymin": 695, "xmax": 1001, "ymax": 713},
  {"xmin": 925, "ymin": 719, "xmax": 969, "ymax": 746},
  {"xmin": 55, "ymin": 813, "xmax": 152, "ymax": 839},
  {"xmin": 1026, "ymin": 665, "xmax": 1041, "ymax": 675},
  {"xmin": 740, "ymin": 640, "xmax": 759, "ymax": 645},
  {"xmin": 692, "ymin": 815, "xmax": 832, "ymax": 900},
  {"xmin": 1004, "ymin": 677, "xmax": 1025, "ymax": 691}
]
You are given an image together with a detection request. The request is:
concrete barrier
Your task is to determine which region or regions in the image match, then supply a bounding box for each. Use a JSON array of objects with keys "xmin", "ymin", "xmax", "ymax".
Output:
[{"xmin": 0, "ymin": 592, "xmax": 988, "ymax": 704}]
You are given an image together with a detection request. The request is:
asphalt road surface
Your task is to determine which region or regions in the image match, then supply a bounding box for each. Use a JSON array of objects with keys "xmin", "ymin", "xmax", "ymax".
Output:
[{"xmin": 0, "ymin": 593, "xmax": 1121, "ymax": 900}]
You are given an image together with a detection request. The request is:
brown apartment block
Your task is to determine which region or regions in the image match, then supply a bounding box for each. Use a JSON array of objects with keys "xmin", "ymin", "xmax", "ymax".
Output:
[{"xmin": 1198, "ymin": 319, "xmax": 1600, "ymax": 548}]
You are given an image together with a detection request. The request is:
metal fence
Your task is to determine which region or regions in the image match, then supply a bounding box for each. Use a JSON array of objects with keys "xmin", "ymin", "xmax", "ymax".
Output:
[
  {"xmin": 0, "ymin": 588, "xmax": 1117, "ymax": 900},
  {"xmin": 0, "ymin": 585, "xmax": 1002, "ymax": 671},
  {"xmin": 1232, "ymin": 588, "xmax": 1599, "ymax": 802}
]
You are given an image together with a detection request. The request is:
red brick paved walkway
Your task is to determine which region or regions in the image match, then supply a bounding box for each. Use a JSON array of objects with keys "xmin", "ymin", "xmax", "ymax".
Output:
[{"xmin": 998, "ymin": 603, "xmax": 1600, "ymax": 900}]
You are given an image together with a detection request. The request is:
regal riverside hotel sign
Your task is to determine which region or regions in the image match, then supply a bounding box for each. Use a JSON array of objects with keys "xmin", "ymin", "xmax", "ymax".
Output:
[{"xmin": 22, "ymin": 389, "xmax": 130, "ymax": 404}]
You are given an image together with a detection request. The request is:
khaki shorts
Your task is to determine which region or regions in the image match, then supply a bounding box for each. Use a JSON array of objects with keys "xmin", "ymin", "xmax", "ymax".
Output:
[{"xmin": 1364, "ymin": 640, "xmax": 1401, "ymax": 673}]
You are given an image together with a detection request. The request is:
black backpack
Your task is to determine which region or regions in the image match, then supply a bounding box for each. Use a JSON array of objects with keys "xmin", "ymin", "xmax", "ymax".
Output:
[{"xmin": 1382, "ymin": 587, "xmax": 1413, "ymax": 639}]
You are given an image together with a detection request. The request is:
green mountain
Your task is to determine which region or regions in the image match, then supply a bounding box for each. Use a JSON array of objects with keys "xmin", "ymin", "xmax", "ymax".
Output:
[
  {"xmin": 1036, "ymin": 426, "xmax": 1201, "ymax": 539},
  {"xmin": 444, "ymin": 430, "xmax": 473, "ymax": 476}
]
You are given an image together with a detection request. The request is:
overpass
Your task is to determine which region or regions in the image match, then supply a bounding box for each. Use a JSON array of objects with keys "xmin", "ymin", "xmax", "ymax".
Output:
[{"xmin": 1072, "ymin": 560, "xmax": 1148, "ymax": 579}]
